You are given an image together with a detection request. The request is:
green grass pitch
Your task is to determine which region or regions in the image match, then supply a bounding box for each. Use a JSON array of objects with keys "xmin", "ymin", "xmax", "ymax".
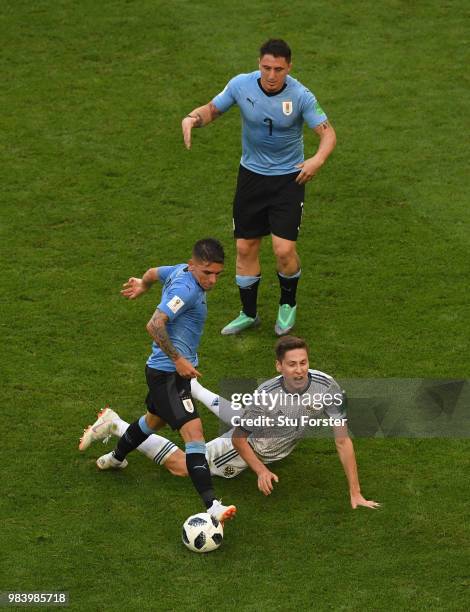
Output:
[{"xmin": 1, "ymin": 1, "xmax": 469, "ymax": 610}]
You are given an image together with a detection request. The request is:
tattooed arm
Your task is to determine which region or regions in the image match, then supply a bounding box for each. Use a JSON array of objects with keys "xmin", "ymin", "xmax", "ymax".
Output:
[
  {"xmin": 146, "ymin": 309, "xmax": 201, "ymax": 378},
  {"xmin": 182, "ymin": 102, "xmax": 223, "ymax": 149},
  {"xmin": 295, "ymin": 120, "xmax": 337, "ymax": 185}
]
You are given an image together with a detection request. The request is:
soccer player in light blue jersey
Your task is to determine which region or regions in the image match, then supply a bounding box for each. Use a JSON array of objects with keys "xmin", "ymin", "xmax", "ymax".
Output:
[
  {"xmin": 85, "ymin": 238, "xmax": 237, "ymax": 523},
  {"xmin": 182, "ymin": 39, "xmax": 336, "ymax": 336}
]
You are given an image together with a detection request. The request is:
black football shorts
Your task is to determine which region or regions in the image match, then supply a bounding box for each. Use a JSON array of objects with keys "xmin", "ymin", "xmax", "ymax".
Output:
[
  {"xmin": 233, "ymin": 165, "xmax": 305, "ymax": 241},
  {"xmin": 145, "ymin": 366, "xmax": 199, "ymax": 430}
]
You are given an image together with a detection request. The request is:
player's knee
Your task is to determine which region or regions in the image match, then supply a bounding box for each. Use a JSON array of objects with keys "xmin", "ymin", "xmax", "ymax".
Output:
[
  {"xmin": 274, "ymin": 243, "xmax": 297, "ymax": 265},
  {"xmin": 180, "ymin": 418, "xmax": 204, "ymax": 441},
  {"xmin": 236, "ymin": 239, "xmax": 260, "ymax": 261},
  {"xmin": 144, "ymin": 412, "xmax": 160, "ymax": 431}
]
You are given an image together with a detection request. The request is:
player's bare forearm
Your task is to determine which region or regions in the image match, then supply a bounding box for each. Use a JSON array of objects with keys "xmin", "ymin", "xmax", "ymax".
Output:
[
  {"xmin": 143, "ymin": 267, "xmax": 158, "ymax": 288},
  {"xmin": 186, "ymin": 102, "xmax": 222, "ymax": 127},
  {"xmin": 295, "ymin": 122, "xmax": 336, "ymax": 184},
  {"xmin": 146, "ymin": 309, "xmax": 180, "ymax": 362},
  {"xmin": 121, "ymin": 268, "xmax": 158, "ymax": 299},
  {"xmin": 335, "ymin": 435, "xmax": 360, "ymax": 495},
  {"xmin": 146, "ymin": 309, "xmax": 201, "ymax": 378},
  {"xmin": 311, "ymin": 122, "xmax": 336, "ymax": 164},
  {"xmin": 182, "ymin": 102, "xmax": 222, "ymax": 149},
  {"xmin": 232, "ymin": 431, "xmax": 279, "ymax": 495},
  {"xmin": 333, "ymin": 428, "xmax": 380, "ymax": 508},
  {"xmin": 232, "ymin": 430, "xmax": 263, "ymax": 472}
]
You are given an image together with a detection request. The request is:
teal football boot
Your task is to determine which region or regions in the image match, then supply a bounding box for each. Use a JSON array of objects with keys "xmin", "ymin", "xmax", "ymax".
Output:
[
  {"xmin": 274, "ymin": 304, "xmax": 297, "ymax": 336},
  {"xmin": 221, "ymin": 312, "xmax": 260, "ymax": 335}
]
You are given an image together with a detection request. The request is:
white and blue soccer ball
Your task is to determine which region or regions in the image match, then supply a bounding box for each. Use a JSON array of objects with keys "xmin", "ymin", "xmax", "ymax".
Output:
[{"xmin": 182, "ymin": 512, "xmax": 224, "ymax": 553}]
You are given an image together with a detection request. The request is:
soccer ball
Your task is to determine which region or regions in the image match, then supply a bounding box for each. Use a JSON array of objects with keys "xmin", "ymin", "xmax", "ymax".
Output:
[{"xmin": 182, "ymin": 512, "xmax": 224, "ymax": 553}]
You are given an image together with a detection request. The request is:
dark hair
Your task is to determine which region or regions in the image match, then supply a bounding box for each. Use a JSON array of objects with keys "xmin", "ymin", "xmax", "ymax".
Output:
[
  {"xmin": 275, "ymin": 335, "xmax": 308, "ymax": 362},
  {"xmin": 192, "ymin": 238, "xmax": 225, "ymax": 264},
  {"xmin": 259, "ymin": 39, "xmax": 291, "ymax": 62}
]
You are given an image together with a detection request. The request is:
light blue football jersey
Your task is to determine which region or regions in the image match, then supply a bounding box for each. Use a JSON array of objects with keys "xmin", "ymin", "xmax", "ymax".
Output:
[
  {"xmin": 212, "ymin": 71, "xmax": 327, "ymax": 175},
  {"xmin": 146, "ymin": 264, "xmax": 207, "ymax": 372}
]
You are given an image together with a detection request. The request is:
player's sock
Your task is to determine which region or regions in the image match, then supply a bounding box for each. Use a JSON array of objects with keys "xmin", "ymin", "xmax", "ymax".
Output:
[
  {"xmin": 113, "ymin": 416, "xmax": 156, "ymax": 462},
  {"xmin": 190, "ymin": 379, "xmax": 237, "ymax": 426},
  {"xmin": 111, "ymin": 416, "xmax": 128, "ymax": 437},
  {"xmin": 185, "ymin": 441, "xmax": 216, "ymax": 509},
  {"xmin": 278, "ymin": 269, "xmax": 301, "ymax": 306},
  {"xmin": 190, "ymin": 378, "xmax": 219, "ymax": 409},
  {"xmin": 112, "ymin": 416, "xmax": 178, "ymax": 464},
  {"xmin": 236, "ymin": 274, "xmax": 261, "ymax": 318}
]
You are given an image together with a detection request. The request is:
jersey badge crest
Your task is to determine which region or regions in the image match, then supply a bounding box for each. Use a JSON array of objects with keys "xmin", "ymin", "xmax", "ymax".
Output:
[
  {"xmin": 223, "ymin": 465, "xmax": 236, "ymax": 477},
  {"xmin": 282, "ymin": 101, "xmax": 293, "ymax": 116},
  {"xmin": 182, "ymin": 398, "xmax": 195, "ymax": 414},
  {"xmin": 167, "ymin": 295, "xmax": 185, "ymax": 314}
]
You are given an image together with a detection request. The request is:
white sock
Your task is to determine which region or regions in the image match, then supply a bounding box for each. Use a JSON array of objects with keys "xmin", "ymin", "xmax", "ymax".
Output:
[
  {"xmin": 191, "ymin": 378, "xmax": 219, "ymax": 410},
  {"xmin": 112, "ymin": 417, "xmax": 178, "ymax": 464},
  {"xmin": 190, "ymin": 379, "xmax": 235, "ymax": 426},
  {"xmin": 112, "ymin": 417, "xmax": 128, "ymax": 437}
]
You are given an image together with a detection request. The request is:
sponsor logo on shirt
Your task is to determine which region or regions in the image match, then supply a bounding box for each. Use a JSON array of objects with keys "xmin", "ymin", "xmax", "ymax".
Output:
[{"xmin": 167, "ymin": 295, "xmax": 184, "ymax": 314}]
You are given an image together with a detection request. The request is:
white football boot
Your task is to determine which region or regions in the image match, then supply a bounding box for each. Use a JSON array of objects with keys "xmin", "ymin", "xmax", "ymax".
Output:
[
  {"xmin": 207, "ymin": 500, "xmax": 237, "ymax": 523},
  {"xmin": 96, "ymin": 451, "xmax": 128, "ymax": 470},
  {"xmin": 79, "ymin": 407, "xmax": 119, "ymax": 452}
]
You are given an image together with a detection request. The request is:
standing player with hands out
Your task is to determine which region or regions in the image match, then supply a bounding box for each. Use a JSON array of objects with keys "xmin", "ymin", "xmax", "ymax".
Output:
[
  {"xmin": 85, "ymin": 238, "xmax": 237, "ymax": 523},
  {"xmin": 182, "ymin": 39, "xmax": 336, "ymax": 336}
]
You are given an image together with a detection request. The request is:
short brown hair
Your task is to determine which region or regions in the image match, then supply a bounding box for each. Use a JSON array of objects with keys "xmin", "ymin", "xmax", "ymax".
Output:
[
  {"xmin": 192, "ymin": 238, "xmax": 224, "ymax": 264},
  {"xmin": 275, "ymin": 335, "xmax": 308, "ymax": 362},
  {"xmin": 259, "ymin": 39, "xmax": 292, "ymax": 62}
]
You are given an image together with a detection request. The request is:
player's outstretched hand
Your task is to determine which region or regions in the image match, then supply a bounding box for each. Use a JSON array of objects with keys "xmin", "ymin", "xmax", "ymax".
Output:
[
  {"xmin": 257, "ymin": 467, "xmax": 279, "ymax": 496},
  {"xmin": 182, "ymin": 116, "xmax": 196, "ymax": 150},
  {"xmin": 295, "ymin": 157, "xmax": 324, "ymax": 184},
  {"xmin": 350, "ymin": 492, "xmax": 381, "ymax": 510},
  {"xmin": 174, "ymin": 356, "xmax": 202, "ymax": 379},
  {"xmin": 121, "ymin": 277, "xmax": 147, "ymax": 299}
]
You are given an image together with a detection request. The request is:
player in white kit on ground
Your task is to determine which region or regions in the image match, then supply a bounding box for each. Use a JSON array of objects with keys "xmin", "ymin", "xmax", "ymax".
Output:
[{"xmin": 80, "ymin": 336, "xmax": 379, "ymax": 509}]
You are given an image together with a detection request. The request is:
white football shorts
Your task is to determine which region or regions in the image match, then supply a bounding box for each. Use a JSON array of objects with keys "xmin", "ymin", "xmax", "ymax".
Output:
[{"xmin": 206, "ymin": 429, "xmax": 248, "ymax": 478}]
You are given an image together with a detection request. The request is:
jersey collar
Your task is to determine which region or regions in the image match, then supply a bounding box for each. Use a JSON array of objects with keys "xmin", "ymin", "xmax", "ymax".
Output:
[{"xmin": 257, "ymin": 78, "xmax": 288, "ymax": 97}]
